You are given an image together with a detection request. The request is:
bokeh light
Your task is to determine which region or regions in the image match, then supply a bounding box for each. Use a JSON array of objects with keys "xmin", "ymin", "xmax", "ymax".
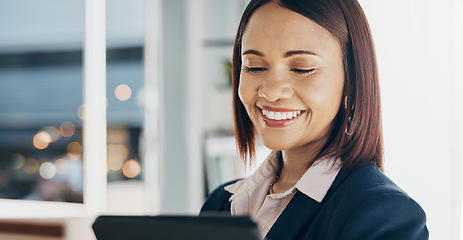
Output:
[
  {"xmin": 115, "ymin": 84, "xmax": 132, "ymax": 101},
  {"xmin": 39, "ymin": 162, "xmax": 56, "ymax": 179},
  {"xmin": 59, "ymin": 121, "xmax": 76, "ymax": 137},
  {"xmin": 11, "ymin": 153, "xmax": 26, "ymax": 170},
  {"xmin": 77, "ymin": 104, "xmax": 87, "ymax": 120},
  {"xmin": 107, "ymin": 144, "xmax": 129, "ymax": 171},
  {"xmin": 33, "ymin": 131, "xmax": 52, "ymax": 149},
  {"xmin": 67, "ymin": 142, "xmax": 83, "ymax": 159},
  {"xmin": 24, "ymin": 158, "xmax": 39, "ymax": 174},
  {"xmin": 122, "ymin": 159, "xmax": 141, "ymax": 178},
  {"xmin": 55, "ymin": 158, "xmax": 69, "ymax": 175},
  {"xmin": 107, "ymin": 127, "xmax": 130, "ymax": 143},
  {"xmin": 40, "ymin": 126, "xmax": 61, "ymax": 142}
]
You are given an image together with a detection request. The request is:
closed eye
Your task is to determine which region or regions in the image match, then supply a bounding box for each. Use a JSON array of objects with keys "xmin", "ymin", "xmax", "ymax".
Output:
[
  {"xmin": 290, "ymin": 68, "xmax": 315, "ymax": 75},
  {"xmin": 244, "ymin": 66, "xmax": 267, "ymax": 73}
]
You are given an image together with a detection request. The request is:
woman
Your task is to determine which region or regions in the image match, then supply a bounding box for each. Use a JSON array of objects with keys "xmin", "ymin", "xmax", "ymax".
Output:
[{"xmin": 200, "ymin": 0, "xmax": 429, "ymax": 239}]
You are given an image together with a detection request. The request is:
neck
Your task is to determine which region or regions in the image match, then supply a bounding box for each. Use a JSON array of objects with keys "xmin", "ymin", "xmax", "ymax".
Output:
[
  {"xmin": 272, "ymin": 141, "xmax": 325, "ymax": 193},
  {"xmin": 281, "ymin": 148, "xmax": 318, "ymax": 181}
]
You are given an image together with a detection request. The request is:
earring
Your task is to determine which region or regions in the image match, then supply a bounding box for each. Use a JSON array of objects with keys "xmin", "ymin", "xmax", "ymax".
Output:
[
  {"xmin": 344, "ymin": 96, "xmax": 354, "ymax": 136},
  {"xmin": 344, "ymin": 96, "xmax": 348, "ymax": 110},
  {"xmin": 345, "ymin": 117, "xmax": 353, "ymax": 136},
  {"xmin": 344, "ymin": 96, "xmax": 354, "ymax": 110}
]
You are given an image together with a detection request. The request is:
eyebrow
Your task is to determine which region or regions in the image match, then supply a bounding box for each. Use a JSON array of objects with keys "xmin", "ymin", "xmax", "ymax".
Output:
[
  {"xmin": 242, "ymin": 49, "xmax": 319, "ymax": 58},
  {"xmin": 284, "ymin": 50, "xmax": 318, "ymax": 58},
  {"xmin": 242, "ymin": 49, "xmax": 263, "ymax": 57}
]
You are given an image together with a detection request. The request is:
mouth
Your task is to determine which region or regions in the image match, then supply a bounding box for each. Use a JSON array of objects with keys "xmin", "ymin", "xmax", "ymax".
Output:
[
  {"xmin": 262, "ymin": 109, "xmax": 302, "ymax": 120},
  {"xmin": 258, "ymin": 106, "xmax": 305, "ymax": 128}
]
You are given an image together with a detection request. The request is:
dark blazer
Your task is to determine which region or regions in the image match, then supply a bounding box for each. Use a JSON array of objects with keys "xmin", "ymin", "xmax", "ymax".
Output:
[{"xmin": 200, "ymin": 164, "xmax": 429, "ymax": 240}]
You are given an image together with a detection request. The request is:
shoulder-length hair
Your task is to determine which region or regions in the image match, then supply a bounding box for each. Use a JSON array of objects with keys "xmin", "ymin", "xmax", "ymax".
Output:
[{"xmin": 232, "ymin": 0, "xmax": 383, "ymax": 171}]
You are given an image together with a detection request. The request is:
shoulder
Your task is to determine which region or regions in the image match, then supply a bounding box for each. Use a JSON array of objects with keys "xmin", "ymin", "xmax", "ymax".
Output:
[
  {"xmin": 339, "ymin": 191, "xmax": 428, "ymax": 239},
  {"xmin": 199, "ymin": 179, "xmax": 240, "ymax": 215},
  {"xmin": 333, "ymin": 164, "xmax": 412, "ymax": 203},
  {"xmin": 329, "ymin": 164, "xmax": 429, "ymax": 239}
]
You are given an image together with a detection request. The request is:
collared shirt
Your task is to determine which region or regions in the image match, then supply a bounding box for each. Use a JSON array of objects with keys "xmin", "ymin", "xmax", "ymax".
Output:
[{"xmin": 224, "ymin": 151, "xmax": 341, "ymax": 237}]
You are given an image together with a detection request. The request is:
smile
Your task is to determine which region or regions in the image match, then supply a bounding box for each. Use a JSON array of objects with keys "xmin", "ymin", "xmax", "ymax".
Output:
[
  {"xmin": 258, "ymin": 106, "xmax": 305, "ymax": 128},
  {"xmin": 262, "ymin": 109, "xmax": 302, "ymax": 120}
]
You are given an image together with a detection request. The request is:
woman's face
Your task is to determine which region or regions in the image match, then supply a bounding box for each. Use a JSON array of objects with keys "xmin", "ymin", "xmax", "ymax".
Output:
[{"xmin": 238, "ymin": 3, "xmax": 345, "ymax": 152}]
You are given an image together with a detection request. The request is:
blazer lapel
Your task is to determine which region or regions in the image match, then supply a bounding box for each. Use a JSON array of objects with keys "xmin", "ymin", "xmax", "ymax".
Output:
[
  {"xmin": 264, "ymin": 191, "xmax": 322, "ymax": 240},
  {"xmin": 263, "ymin": 165, "xmax": 356, "ymax": 240}
]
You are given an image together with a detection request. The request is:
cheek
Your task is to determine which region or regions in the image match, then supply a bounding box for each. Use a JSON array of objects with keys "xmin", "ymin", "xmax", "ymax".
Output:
[
  {"xmin": 237, "ymin": 75, "xmax": 255, "ymax": 110},
  {"xmin": 298, "ymin": 76, "xmax": 344, "ymax": 114}
]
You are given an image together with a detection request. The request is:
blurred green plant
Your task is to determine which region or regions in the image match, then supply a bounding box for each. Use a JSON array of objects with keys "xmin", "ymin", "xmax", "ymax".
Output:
[{"xmin": 222, "ymin": 58, "xmax": 232, "ymax": 88}]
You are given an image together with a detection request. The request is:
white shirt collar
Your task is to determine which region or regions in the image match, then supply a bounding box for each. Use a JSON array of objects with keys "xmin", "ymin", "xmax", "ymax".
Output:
[{"xmin": 225, "ymin": 151, "xmax": 341, "ymax": 203}]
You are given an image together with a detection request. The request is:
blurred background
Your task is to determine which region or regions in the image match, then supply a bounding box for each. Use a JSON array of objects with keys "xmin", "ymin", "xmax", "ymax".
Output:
[{"xmin": 0, "ymin": 0, "xmax": 462, "ymax": 239}]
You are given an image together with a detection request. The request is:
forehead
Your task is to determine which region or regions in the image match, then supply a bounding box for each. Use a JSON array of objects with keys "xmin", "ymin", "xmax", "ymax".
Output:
[{"xmin": 242, "ymin": 3, "xmax": 339, "ymax": 55}]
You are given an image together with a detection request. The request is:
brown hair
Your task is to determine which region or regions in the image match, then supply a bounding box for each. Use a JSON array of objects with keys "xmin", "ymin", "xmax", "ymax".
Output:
[{"xmin": 232, "ymin": 0, "xmax": 383, "ymax": 171}]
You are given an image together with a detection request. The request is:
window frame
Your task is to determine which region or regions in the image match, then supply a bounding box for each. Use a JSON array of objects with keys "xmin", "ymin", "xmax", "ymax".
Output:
[{"xmin": 0, "ymin": 0, "xmax": 107, "ymax": 218}]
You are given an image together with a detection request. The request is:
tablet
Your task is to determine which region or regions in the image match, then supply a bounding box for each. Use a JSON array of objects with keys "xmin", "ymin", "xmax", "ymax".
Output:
[{"xmin": 92, "ymin": 215, "xmax": 262, "ymax": 240}]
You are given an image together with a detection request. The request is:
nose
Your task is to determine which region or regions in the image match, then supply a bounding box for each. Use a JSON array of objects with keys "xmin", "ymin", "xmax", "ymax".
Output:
[{"xmin": 257, "ymin": 75, "xmax": 293, "ymax": 102}]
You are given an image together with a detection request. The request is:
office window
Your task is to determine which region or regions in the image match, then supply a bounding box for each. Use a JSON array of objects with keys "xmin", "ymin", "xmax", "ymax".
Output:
[
  {"xmin": 0, "ymin": 1, "xmax": 85, "ymax": 203},
  {"xmin": 0, "ymin": 8, "xmax": 157, "ymax": 240}
]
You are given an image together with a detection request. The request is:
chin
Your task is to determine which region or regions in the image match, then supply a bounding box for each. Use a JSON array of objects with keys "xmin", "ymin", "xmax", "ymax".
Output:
[{"xmin": 260, "ymin": 139, "xmax": 293, "ymax": 152}]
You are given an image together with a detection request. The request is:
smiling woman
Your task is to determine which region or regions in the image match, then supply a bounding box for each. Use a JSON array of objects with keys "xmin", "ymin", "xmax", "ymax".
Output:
[{"xmin": 200, "ymin": 0, "xmax": 429, "ymax": 239}]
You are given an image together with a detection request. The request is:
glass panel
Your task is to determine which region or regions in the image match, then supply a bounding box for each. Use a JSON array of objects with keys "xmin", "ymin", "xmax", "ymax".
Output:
[
  {"xmin": 0, "ymin": 1, "xmax": 85, "ymax": 203},
  {"xmin": 106, "ymin": 0, "xmax": 145, "ymax": 182}
]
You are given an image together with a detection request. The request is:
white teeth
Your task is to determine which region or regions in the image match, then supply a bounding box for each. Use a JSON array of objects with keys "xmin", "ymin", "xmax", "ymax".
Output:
[
  {"xmin": 261, "ymin": 109, "xmax": 302, "ymax": 120},
  {"xmin": 268, "ymin": 111, "xmax": 275, "ymax": 119}
]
